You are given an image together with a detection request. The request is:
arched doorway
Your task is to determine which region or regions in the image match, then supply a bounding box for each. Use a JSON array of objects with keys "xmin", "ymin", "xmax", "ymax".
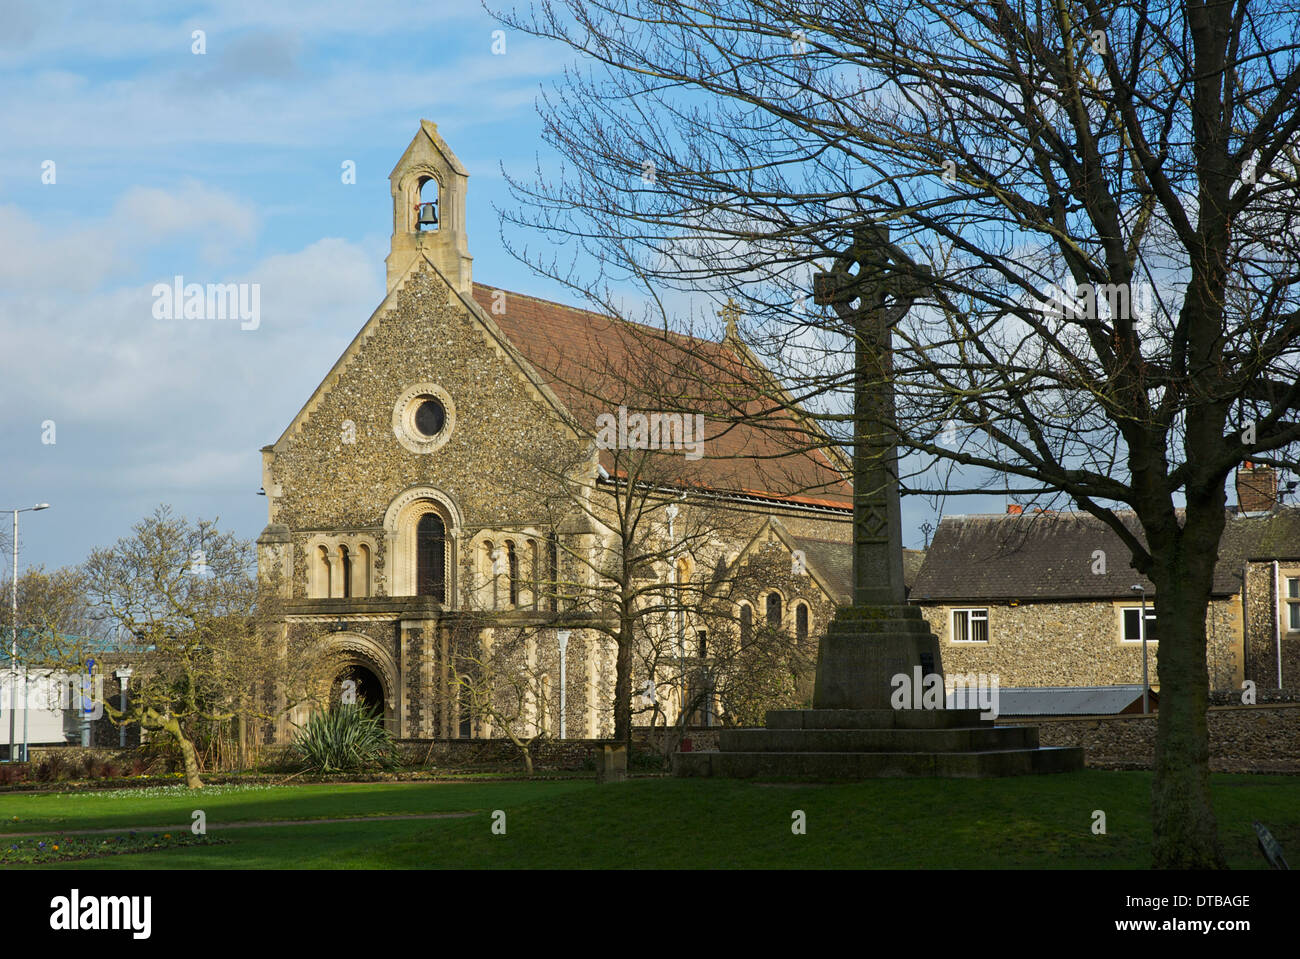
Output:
[{"xmin": 331, "ymin": 664, "xmax": 385, "ymax": 715}]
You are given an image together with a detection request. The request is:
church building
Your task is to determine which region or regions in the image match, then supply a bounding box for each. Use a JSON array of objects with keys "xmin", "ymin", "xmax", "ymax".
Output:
[{"xmin": 254, "ymin": 120, "xmax": 855, "ymax": 742}]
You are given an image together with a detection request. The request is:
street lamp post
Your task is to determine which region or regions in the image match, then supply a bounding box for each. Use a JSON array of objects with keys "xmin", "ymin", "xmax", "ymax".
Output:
[
  {"xmin": 1130, "ymin": 584, "xmax": 1150, "ymax": 713},
  {"xmin": 7, "ymin": 503, "xmax": 50, "ymax": 763},
  {"xmin": 20, "ymin": 666, "xmax": 28, "ymax": 763},
  {"xmin": 664, "ymin": 504, "xmax": 684, "ymax": 724},
  {"xmin": 115, "ymin": 668, "xmax": 133, "ymax": 747},
  {"xmin": 556, "ymin": 630, "xmax": 571, "ymax": 739},
  {"xmin": 81, "ymin": 658, "xmax": 96, "ymax": 747}
]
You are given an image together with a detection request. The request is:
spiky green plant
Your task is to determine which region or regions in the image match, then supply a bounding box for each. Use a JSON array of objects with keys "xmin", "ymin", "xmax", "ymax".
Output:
[{"xmin": 291, "ymin": 705, "xmax": 398, "ymax": 773}]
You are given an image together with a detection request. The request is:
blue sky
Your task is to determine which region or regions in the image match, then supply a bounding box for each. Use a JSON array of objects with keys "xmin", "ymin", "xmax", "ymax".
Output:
[
  {"xmin": 0, "ymin": 0, "xmax": 596, "ymax": 570},
  {"xmin": 0, "ymin": 0, "xmax": 1006, "ymax": 574}
]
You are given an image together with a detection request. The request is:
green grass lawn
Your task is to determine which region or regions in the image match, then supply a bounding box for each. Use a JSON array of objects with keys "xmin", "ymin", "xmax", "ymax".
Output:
[{"xmin": 2, "ymin": 771, "xmax": 1295, "ymax": 869}]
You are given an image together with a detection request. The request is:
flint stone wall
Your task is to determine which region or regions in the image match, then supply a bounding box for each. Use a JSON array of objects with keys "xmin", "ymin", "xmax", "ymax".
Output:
[
  {"xmin": 921, "ymin": 598, "xmax": 1243, "ymax": 690},
  {"xmin": 999, "ymin": 703, "xmax": 1300, "ymax": 773}
]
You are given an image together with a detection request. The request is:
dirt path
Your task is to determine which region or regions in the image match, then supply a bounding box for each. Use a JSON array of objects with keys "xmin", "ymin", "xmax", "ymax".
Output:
[{"xmin": 3, "ymin": 811, "xmax": 478, "ymax": 838}]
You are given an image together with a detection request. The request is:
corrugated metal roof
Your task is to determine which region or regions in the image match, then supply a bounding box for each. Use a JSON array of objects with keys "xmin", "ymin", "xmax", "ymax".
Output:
[{"xmin": 945, "ymin": 684, "xmax": 1152, "ymax": 716}]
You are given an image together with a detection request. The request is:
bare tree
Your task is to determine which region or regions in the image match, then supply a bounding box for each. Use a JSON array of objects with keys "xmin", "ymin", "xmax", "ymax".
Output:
[
  {"xmin": 527, "ymin": 439, "xmax": 752, "ymax": 743},
  {"xmin": 77, "ymin": 506, "xmax": 316, "ymax": 787},
  {"xmin": 445, "ymin": 614, "xmax": 551, "ymax": 776},
  {"xmin": 633, "ymin": 552, "xmax": 816, "ymax": 754},
  {"xmin": 0, "ymin": 565, "xmax": 106, "ymax": 658},
  {"xmin": 476, "ymin": 291, "xmax": 838, "ymax": 745},
  {"xmin": 492, "ymin": 0, "xmax": 1300, "ymax": 867}
]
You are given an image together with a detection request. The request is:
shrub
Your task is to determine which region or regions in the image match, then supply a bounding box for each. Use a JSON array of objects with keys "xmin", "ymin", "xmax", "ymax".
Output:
[
  {"xmin": 630, "ymin": 747, "xmax": 666, "ymax": 771},
  {"xmin": 291, "ymin": 705, "xmax": 397, "ymax": 774},
  {"xmin": 36, "ymin": 753, "xmax": 69, "ymax": 782}
]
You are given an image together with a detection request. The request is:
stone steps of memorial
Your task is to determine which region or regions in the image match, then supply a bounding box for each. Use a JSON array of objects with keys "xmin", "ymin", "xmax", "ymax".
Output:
[
  {"xmin": 719, "ymin": 725, "xmax": 1040, "ymax": 753},
  {"xmin": 671, "ymin": 745, "xmax": 1084, "ymax": 779},
  {"xmin": 765, "ymin": 708, "xmax": 993, "ymax": 729}
]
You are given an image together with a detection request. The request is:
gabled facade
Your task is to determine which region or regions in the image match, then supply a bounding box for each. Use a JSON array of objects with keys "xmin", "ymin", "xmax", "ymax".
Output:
[{"xmin": 256, "ymin": 121, "xmax": 853, "ymax": 741}]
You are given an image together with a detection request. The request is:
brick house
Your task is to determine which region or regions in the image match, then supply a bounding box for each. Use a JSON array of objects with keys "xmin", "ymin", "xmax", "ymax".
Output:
[{"xmin": 254, "ymin": 120, "xmax": 854, "ymax": 741}]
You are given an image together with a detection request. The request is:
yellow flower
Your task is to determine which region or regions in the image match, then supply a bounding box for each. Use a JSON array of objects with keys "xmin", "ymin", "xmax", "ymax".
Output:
[
  {"xmin": 163, "ymin": 834, "xmax": 171, "ymax": 839},
  {"xmin": 52, "ymin": 845, "xmax": 59, "ymax": 851}
]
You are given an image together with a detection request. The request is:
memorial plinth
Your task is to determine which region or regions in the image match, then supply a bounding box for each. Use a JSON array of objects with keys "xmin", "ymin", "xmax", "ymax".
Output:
[
  {"xmin": 673, "ymin": 225, "xmax": 1082, "ymax": 779},
  {"xmin": 673, "ymin": 708, "xmax": 1083, "ymax": 779}
]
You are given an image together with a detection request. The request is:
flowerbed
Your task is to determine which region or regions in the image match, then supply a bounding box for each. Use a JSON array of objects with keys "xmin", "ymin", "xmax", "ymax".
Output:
[{"xmin": 2, "ymin": 831, "xmax": 223, "ymax": 864}]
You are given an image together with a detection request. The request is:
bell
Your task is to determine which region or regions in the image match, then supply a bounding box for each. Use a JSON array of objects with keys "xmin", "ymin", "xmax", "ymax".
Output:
[{"xmin": 418, "ymin": 201, "xmax": 438, "ymax": 228}]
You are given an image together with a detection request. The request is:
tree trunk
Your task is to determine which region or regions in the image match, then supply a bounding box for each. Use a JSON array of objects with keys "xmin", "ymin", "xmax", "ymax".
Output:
[
  {"xmin": 613, "ymin": 622, "xmax": 634, "ymax": 743},
  {"xmin": 505, "ymin": 728, "xmax": 535, "ymax": 779},
  {"xmin": 162, "ymin": 715, "xmax": 204, "ymax": 790},
  {"xmin": 1147, "ymin": 514, "xmax": 1225, "ymax": 868}
]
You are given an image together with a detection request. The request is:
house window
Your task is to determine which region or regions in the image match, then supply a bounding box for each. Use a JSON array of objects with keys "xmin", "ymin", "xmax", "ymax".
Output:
[
  {"xmin": 357, "ymin": 544, "xmax": 371, "ymax": 598},
  {"xmin": 314, "ymin": 545, "xmax": 331, "ymax": 598},
  {"xmin": 539, "ymin": 674, "xmax": 552, "ymax": 736},
  {"xmin": 393, "ymin": 498, "xmax": 456, "ymax": 599},
  {"xmin": 766, "ymin": 592, "xmax": 783, "ymax": 627},
  {"xmin": 527, "ymin": 540, "xmax": 539, "ymax": 609},
  {"xmin": 547, "ymin": 533, "xmax": 559, "ymax": 613},
  {"xmin": 482, "ymin": 541, "xmax": 497, "ymax": 606},
  {"xmin": 392, "ymin": 383, "xmax": 456, "ymax": 454},
  {"xmin": 739, "ymin": 603, "xmax": 753, "ymax": 644},
  {"xmin": 951, "ymin": 608, "xmax": 989, "ymax": 643},
  {"xmin": 416, "ymin": 513, "xmax": 446, "ymax": 601},
  {"xmin": 1286, "ymin": 577, "xmax": 1300, "ymax": 632},
  {"xmin": 697, "ymin": 629, "xmax": 708, "ymax": 659},
  {"xmin": 340, "ymin": 546, "xmax": 352, "ymax": 599},
  {"xmin": 506, "ymin": 541, "xmax": 519, "ymax": 606},
  {"xmin": 414, "ymin": 397, "xmax": 446, "ymax": 437},
  {"xmin": 458, "ymin": 693, "xmax": 472, "ymax": 739},
  {"xmin": 1121, "ymin": 606, "xmax": 1157, "ymax": 642},
  {"xmin": 795, "ymin": 603, "xmax": 809, "ymax": 644}
]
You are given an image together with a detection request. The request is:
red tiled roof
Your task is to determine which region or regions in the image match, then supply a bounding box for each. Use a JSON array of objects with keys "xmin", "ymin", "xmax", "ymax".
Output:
[{"xmin": 472, "ymin": 283, "xmax": 851, "ymax": 507}]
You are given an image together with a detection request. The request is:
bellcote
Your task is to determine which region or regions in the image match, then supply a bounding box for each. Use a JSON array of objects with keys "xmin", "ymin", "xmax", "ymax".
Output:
[{"xmin": 386, "ymin": 119, "xmax": 472, "ymax": 294}]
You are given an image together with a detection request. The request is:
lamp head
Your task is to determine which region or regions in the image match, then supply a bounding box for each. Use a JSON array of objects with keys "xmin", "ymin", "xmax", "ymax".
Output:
[{"xmin": 33, "ymin": 503, "xmax": 50, "ymax": 511}]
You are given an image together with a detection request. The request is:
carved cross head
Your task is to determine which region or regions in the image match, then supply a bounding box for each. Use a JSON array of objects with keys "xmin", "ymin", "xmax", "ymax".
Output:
[{"xmin": 813, "ymin": 223, "xmax": 933, "ymax": 326}]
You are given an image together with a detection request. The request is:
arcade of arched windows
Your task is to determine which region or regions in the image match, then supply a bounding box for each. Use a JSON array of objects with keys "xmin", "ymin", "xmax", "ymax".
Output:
[
  {"xmin": 472, "ymin": 531, "xmax": 547, "ymax": 610},
  {"xmin": 305, "ymin": 535, "xmax": 379, "ymax": 599}
]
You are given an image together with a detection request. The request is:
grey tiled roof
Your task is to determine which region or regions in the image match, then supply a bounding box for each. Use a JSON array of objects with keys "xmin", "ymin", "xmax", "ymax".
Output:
[
  {"xmin": 910, "ymin": 509, "xmax": 1300, "ymax": 601},
  {"xmin": 783, "ymin": 533, "xmax": 923, "ymax": 604}
]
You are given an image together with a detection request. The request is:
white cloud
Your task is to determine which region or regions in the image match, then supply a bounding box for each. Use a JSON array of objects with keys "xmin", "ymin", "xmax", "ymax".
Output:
[
  {"xmin": 0, "ymin": 206, "xmax": 124, "ymax": 292},
  {"xmin": 114, "ymin": 181, "xmax": 258, "ymax": 249},
  {"xmin": 0, "ymin": 183, "xmax": 260, "ymax": 298}
]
